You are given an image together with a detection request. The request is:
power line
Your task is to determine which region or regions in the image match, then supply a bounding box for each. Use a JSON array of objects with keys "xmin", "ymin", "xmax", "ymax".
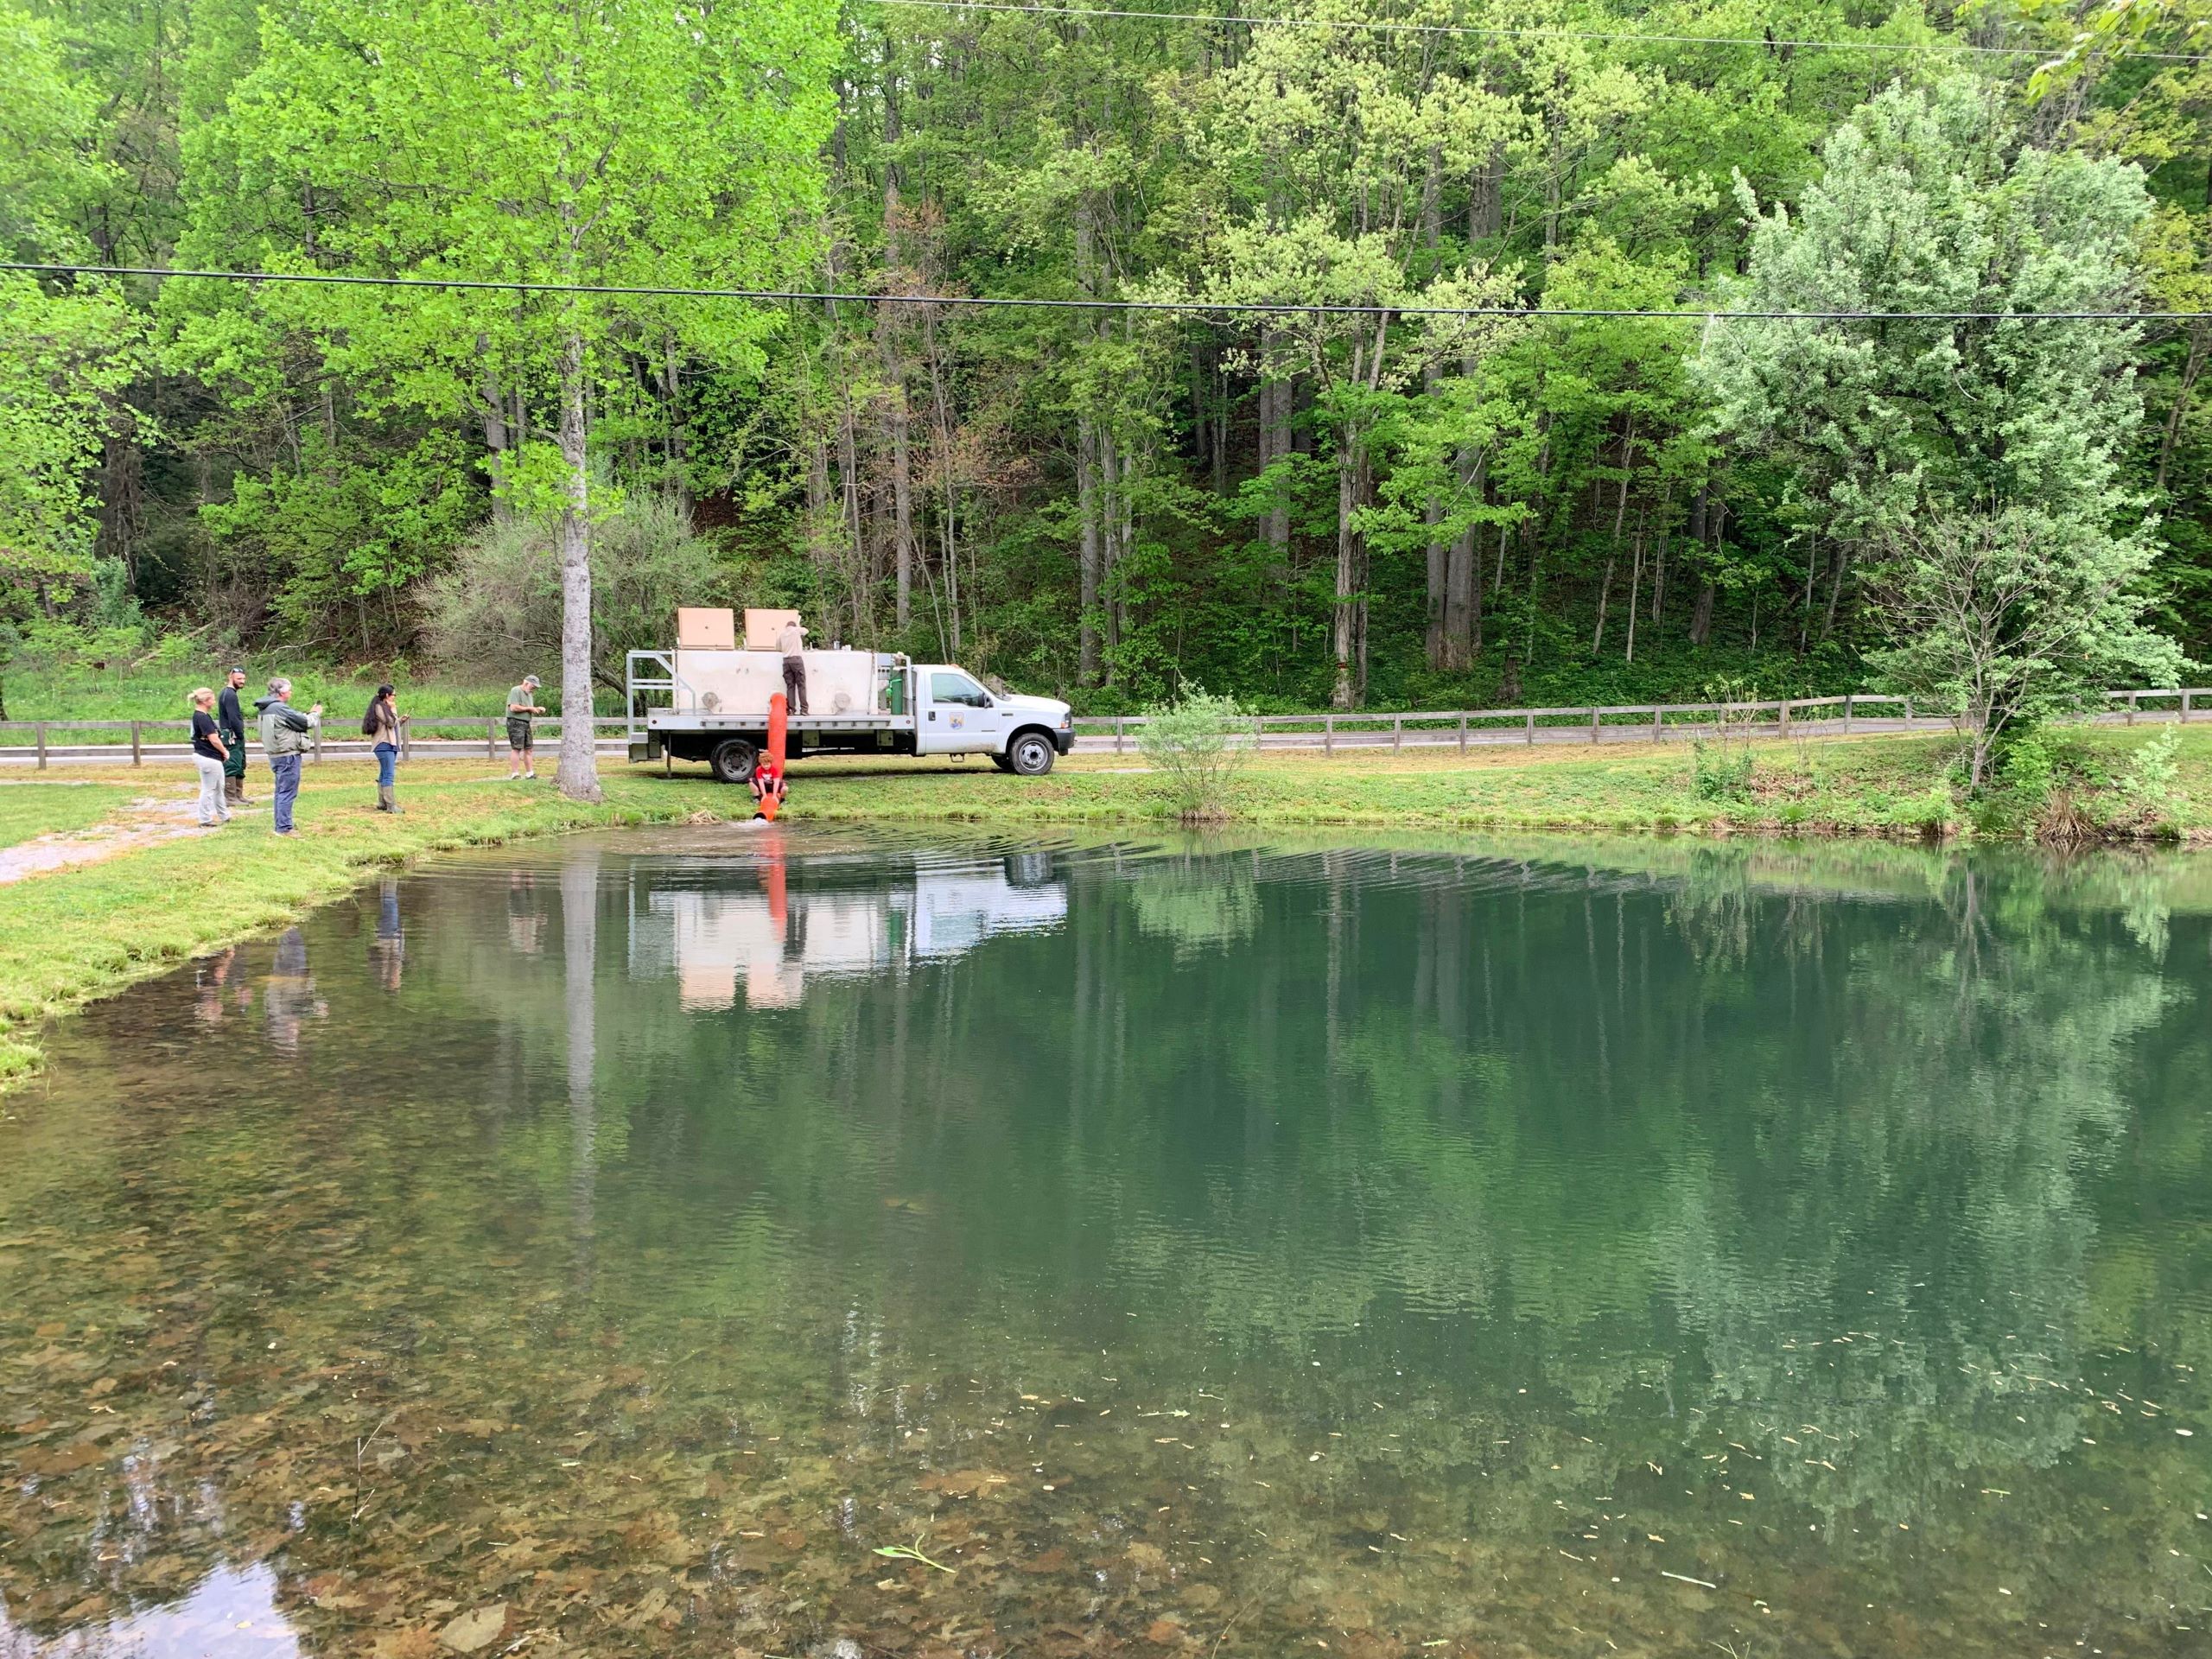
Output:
[
  {"xmin": 867, "ymin": 0, "xmax": 2212, "ymax": 66},
  {"xmin": 9, "ymin": 262, "xmax": 2195, "ymax": 322}
]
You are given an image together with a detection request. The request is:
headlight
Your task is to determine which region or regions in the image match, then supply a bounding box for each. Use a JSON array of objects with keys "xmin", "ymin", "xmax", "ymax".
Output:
[{"xmin": 1058, "ymin": 713, "xmax": 1072, "ymax": 728}]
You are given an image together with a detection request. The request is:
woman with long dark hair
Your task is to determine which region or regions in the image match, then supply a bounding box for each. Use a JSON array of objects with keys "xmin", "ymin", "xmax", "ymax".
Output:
[{"xmin": 367, "ymin": 683, "xmax": 403, "ymax": 813}]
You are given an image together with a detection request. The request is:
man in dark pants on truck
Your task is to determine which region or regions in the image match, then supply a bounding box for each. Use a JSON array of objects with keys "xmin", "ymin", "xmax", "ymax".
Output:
[
  {"xmin": 217, "ymin": 666, "xmax": 251, "ymax": 805},
  {"xmin": 778, "ymin": 617, "xmax": 809, "ymax": 715}
]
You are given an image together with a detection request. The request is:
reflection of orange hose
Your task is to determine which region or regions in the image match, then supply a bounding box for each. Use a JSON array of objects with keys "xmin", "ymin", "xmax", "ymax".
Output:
[
  {"xmin": 765, "ymin": 840, "xmax": 786, "ymax": 935},
  {"xmin": 761, "ymin": 693, "xmax": 788, "ymax": 822}
]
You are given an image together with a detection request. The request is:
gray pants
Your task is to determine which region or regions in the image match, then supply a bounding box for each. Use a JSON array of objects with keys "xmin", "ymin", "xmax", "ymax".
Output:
[{"xmin": 194, "ymin": 755, "xmax": 229, "ymax": 825}]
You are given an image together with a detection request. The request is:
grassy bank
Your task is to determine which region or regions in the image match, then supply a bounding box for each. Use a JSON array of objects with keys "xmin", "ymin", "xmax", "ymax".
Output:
[
  {"xmin": 0, "ymin": 764, "xmax": 704, "ymax": 1082},
  {"xmin": 1, "ymin": 725, "xmax": 2205, "ymax": 1084},
  {"xmin": 772, "ymin": 725, "xmax": 2212, "ymax": 840}
]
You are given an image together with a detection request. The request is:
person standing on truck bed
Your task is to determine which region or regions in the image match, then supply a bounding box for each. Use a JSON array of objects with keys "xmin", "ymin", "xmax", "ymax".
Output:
[
  {"xmin": 506, "ymin": 674, "xmax": 543, "ymax": 779},
  {"xmin": 779, "ymin": 618, "xmax": 809, "ymax": 715}
]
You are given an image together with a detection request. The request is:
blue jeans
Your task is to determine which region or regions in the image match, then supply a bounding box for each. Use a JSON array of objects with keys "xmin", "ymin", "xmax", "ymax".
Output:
[
  {"xmin": 270, "ymin": 753, "xmax": 302, "ymax": 832},
  {"xmin": 375, "ymin": 742, "xmax": 397, "ymax": 786}
]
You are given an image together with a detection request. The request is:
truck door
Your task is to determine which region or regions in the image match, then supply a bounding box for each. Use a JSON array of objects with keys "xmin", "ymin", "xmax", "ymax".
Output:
[{"xmin": 918, "ymin": 668, "xmax": 1001, "ymax": 755}]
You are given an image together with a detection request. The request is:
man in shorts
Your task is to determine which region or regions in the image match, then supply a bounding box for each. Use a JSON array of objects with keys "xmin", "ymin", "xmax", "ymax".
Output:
[{"xmin": 506, "ymin": 674, "xmax": 543, "ymax": 779}]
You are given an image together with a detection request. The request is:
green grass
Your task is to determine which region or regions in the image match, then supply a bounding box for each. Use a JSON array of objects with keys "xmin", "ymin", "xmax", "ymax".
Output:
[
  {"xmin": 763, "ymin": 724, "xmax": 2212, "ymax": 840},
  {"xmin": 1, "ymin": 723, "xmax": 2205, "ymax": 1086},
  {"xmin": 0, "ymin": 783, "xmax": 143, "ymax": 851},
  {"xmin": 3, "ymin": 663, "xmax": 561, "ymax": 732}
]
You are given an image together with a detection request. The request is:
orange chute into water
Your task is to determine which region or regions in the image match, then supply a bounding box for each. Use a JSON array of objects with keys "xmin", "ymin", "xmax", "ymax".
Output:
[{"xmin": 759, "ymin": 692, "xmax": 789, "ymax": 822}]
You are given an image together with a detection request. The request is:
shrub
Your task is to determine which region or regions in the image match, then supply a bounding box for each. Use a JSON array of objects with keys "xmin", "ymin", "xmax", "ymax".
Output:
[
  {"xmin": 418, "ymin": 495, "xmax": 734, "ymax": 690},
  {"xmin": 2116, "ymin": 727, "xmax": 2183, "ymax": 823},
  {"xmin": 1691, "ymin": 740, "xmax": 1753, "ymax": 803},
  {"xmin": 1137, "ymin": 687, "xmax": 1250, "ymax": 821}
]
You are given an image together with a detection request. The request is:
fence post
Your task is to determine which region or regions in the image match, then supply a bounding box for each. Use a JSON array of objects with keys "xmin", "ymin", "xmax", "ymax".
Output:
[
  {"xmin": 2186, "ymin": 691, "xmax": 2195, "ymax": 724},
  {"xmin": 1458, "ymin": 713, "xmax": 1467, "ymax": 753},
  {"xmin": 312, "ymin": 720, "xmax": 322, "ymax": 762},
  {"xmin": 131, "ymin": 721, "xmax": 143, "ymax": 766},
  {"xmin": 1779, "ymin": 699, "xmax": 1790, "ymax": 736},
  {"xmin": 1586, "ymin": 708, "xmax": 1599, "ymax": 745},
  {"xmin": 488, "ymin": 719, "xmax": 499, "ymax": 760},
  {"xmin": 1904, "ymin": 697, "xmax": 1914, "ymax": 728},
  {"xmin": 1842, "ymin": 696, "xmax": 1853, "ymax": 736},
  {"xmin": 1325, "ymin": 714, "xmax": 1334, "ymax": 755},
  {"xmin": 1525, "ymin": 711, "xmax": 1535, "ymax": 746},
  {"xmin": 1254, "ymin": 715, "xmax": 1264, "ymax": 752},
  {"xmin": 1393, "ymin": 715, "xmax": 1402, "ymax": 751},
  {"xmin": 2126, "ymin": 692, "xmax": 2138, "ymax": 727},
  {"xmin": 35, "ymin": 723, "xmax": 47, "ymax": 771},
  {"xmin": 1651, "ymin": 707, "xmax": 1662, "ymax": 743},
  {"xmin": 1115, "ymin": 717, "xmax": 1125, "ymax": 754}
]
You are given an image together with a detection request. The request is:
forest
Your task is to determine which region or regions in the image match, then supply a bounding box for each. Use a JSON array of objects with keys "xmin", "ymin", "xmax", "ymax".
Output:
[{"xmin": 3, "ymin": 0, "xmax": 2209, "ymax": 721}]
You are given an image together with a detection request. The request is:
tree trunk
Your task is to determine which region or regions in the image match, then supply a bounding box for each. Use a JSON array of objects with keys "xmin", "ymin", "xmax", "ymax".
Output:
[
  {"xmin": 555, "ymin": 330, "xmax": 601, "ymax": 804},
  {"xmin": 1077, "ymin": 412, "xmax": 1101, "ymax": 684},
  {"xmin": 1333, "ymin": 430, "xmax": 1362, "ymax": 709},
  {"xmin": 479, "ymin": 340, "xmax": 512, "ymax": 524},
  {"xmin": 1261, "ymin": 348, "xmax": 1290, "ymax": 559},
  {"xmin": 880, "ymin": 79, "xmax": 914, "ymax": 632},
  {"xmin": 1624, "ymin": 515, "xmax": 1644, "ymax": 663},
  {"xmin": 661, "ymin": 336, "xmax": 690, "ymax": 523},
  {"xmin": 2156, "ymin": 321, "xmax": 2207, "ymax": 494}
]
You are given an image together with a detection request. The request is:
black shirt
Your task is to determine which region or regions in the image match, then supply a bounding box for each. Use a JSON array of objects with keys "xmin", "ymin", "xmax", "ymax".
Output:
[
  {"xmin": 192, "ymin": 709, "xmax": 225, "ymax": 760},
  {"xmin": 216, "ymin": 685, "xmax": 246, "ymax": 740}
]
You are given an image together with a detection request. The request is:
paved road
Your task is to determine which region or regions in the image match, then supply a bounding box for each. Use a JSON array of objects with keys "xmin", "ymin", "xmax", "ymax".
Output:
[{"xmin": 2, "ymin": 711, "xmax": 2192, "ymax": 768}]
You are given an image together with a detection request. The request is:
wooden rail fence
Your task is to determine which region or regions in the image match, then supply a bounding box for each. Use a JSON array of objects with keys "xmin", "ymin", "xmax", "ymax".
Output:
[{"xmin": 0, "ymin": 690, "xmax": 2204, "ymax": 767}]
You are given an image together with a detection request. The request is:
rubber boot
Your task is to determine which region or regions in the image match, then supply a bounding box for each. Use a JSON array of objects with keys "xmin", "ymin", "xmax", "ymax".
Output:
[
  {"xmin": 376, "ymin": 784, "xmax": 393, "ymax": 813},
  {"xmin": 385, "ymin": 785, "xmax": 404, "ymax": 815}
]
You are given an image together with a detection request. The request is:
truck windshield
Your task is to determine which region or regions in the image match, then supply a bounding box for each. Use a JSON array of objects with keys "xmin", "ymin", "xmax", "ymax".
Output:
[{"xmin": 930, "ymin": 672, "xmax": 989, "ymax": 708}]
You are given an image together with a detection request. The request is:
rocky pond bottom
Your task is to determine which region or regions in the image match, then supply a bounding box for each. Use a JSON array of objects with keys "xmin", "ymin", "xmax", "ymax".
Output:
[{"xmin": 2, "ymin": 830, "xmax": 2209, "ymax": 1658}]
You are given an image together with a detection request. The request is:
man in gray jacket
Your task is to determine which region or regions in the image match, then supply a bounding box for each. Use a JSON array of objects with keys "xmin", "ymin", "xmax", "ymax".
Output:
[{"xmin": 254, "ymin": 678, "xmax": 322, "ymax": 836}]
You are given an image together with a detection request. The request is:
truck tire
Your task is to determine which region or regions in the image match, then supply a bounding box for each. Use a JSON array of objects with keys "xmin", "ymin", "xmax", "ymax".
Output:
[
  {"xmin": 709, "ymin": 738, "xmax": 759, "ymax": 785},
  {"xmin": 1007, "ymin": 730, "xmax": 1057, "ymax": 776}
]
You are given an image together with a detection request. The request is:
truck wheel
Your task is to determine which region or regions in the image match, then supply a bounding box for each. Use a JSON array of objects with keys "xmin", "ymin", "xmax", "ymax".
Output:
[
  {"xmin": 709, "ymin": 738, "xmax": 758, "ymax": 784},
  {"xmin": 1007, "ymin": 731, "xmax": 1057, "ymax": 776}
]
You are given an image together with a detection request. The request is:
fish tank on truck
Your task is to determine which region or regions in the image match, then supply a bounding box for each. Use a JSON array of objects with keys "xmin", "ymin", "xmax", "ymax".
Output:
[{"xmin": 626, "ymin": 607, "xmax": 1076, "ymax": 783}]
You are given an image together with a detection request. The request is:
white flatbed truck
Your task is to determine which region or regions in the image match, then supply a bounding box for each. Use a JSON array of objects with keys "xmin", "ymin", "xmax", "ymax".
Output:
[{"xmin": 626, "ymin": 607, "xmax": 1075, "ymax": 784}]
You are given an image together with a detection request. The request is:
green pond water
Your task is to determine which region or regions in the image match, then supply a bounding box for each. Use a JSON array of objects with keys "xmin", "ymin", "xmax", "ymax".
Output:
[{"xmin": 2, "ymin": 830, "xmax": 2209, "ymax": 1659}]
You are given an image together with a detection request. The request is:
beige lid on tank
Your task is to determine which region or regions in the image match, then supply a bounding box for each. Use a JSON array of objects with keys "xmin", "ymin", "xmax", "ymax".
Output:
[
  {"xmin": 743, "ymin": 608, "xmax": 802, "ymax": 651},
  {"xmin": 676, "ymin": 607, "xmax": 735, "ymax": 650}
]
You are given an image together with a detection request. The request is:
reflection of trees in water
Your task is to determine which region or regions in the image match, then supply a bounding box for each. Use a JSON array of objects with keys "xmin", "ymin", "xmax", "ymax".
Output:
[{"xmin": 10, "ymin": 840, "xmax": 2203, "ymax": 1650}]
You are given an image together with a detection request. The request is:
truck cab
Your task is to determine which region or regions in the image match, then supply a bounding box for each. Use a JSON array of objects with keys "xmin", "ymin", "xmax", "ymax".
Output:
[{"xmin": 912, "ymin": 664, "xmax": 1072, "ymax": 774}]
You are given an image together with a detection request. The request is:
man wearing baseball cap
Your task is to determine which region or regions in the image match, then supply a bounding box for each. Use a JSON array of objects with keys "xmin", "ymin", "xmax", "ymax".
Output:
[
  {"xmin": 216, "ymin": 666, "xmax": 251, "ymax": 805},
  {"xmin": 505, "ymin": 674, "xmax": 544, "ymax": 779}
]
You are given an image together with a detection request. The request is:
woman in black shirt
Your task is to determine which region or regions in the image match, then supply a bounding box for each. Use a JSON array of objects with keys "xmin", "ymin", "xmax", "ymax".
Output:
[{"xmin": 190, "ymin": 688, "xmax": 232, "ymax": 827}]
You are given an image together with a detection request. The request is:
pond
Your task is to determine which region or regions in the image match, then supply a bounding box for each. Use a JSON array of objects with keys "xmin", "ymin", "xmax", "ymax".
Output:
[{"xmin": 2, "ymin": 830, "xmax": 2209, "ymax": 1658}]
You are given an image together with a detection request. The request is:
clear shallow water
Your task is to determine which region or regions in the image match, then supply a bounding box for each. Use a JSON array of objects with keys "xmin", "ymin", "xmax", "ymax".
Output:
[{"xmin": 2, "ymin": 830, "xmax": 2209, "ymax": 1658}]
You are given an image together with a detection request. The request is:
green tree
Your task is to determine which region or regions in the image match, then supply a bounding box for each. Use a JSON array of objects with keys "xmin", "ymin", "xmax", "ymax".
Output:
[
  {"xmin": 0, "ymin": 0, "xmax": 143, "ymax": 607},
  {"xmin": 1866, "ymin": 506, "xmax": 2184, "ymax": 789},
  {"xmin": 188, "ymin": 0, "xmax": 836, "ymax": 797},
  {"xmin": 1699, "ymin": 78, "xmax": 2152, "ymax": 557}
]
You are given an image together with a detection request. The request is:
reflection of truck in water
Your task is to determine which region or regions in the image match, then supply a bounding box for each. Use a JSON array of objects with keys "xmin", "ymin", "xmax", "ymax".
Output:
[
  {"xmin": 626, "ymin": 607, "xmax": 1075, "ymax": 783},
  {"xmin": 622, "ymin": 851, "xmax": 1067, "ymax": 1010}
]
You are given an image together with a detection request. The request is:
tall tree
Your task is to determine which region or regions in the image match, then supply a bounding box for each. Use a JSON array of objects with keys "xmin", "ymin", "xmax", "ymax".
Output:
[{"xmin": 189, "ymin": 0, "xmax": 836, "ymax": 797}]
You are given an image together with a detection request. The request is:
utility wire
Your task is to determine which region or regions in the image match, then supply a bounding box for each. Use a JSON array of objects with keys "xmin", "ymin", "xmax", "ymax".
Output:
[
  {"xmin": 867, "ymin": 0, "xmax": 2212, "ymax": 65},
  {"xmin": 8, "ymin": 262, "xmax": 2197, "ymax": 323}
]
